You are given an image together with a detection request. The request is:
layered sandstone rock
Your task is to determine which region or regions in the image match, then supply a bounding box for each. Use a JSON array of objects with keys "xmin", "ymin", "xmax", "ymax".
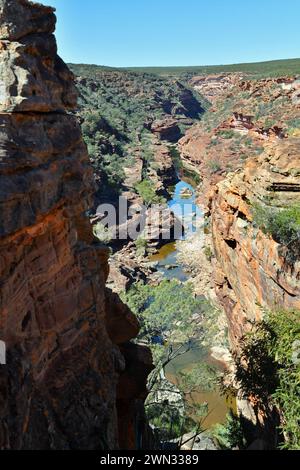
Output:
[
  {"xmin": 210, "ymin": 139, "xmax": 300, "ymax": 346},
  {"xmin": 0, "ymin": 0, "xmax": 77, "ymax": 112},
  {"xmin": 0, "ymin": 0, "xmax": 152, "ymax": 450},
  {"xmin": 179, "ymin": 73, "xmax": 300, "ymax": 209},
  {"xmin": 147, "ymin": 140, "xmax": 178, "ymax": 194},
  {"xmin": 0, "ymin": 0, "xmax": 55, "ymax": 40},
  {"xmin": 190, "ymin": 73, "xmax": 244, "ymax": 103}
]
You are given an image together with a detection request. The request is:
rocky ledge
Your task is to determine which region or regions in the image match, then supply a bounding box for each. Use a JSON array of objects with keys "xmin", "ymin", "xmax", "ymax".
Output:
[
  {"xmin": 151, "ymin": 117, "xmax": 181, "ymax": 142},
  {"xmin": 190, "ymin": 73, "xmax": 244, "ymax": 103}
]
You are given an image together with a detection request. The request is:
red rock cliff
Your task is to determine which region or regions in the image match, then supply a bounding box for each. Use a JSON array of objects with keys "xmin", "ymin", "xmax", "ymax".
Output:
[
  {"xmin": 0, "ymin": 0, "xmax": 152, "ymax": 450},
  {"xmin": 179, "ymin": 72, "xmax": 300, "ymax": 349},
  {"xmin": 210, "ymin": 139, "xmax": 300, "ymax": 346}
]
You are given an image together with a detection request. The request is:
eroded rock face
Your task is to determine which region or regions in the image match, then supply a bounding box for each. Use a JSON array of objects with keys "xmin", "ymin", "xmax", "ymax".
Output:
[
  {"xmin": 0, "ymin": 0, "xmax": 152, "ymax": 450},
  {"xmin": 0, "ymin": 0, "xmax": 56, "ymax": 40},
  {"xmin": 190, "ymin": 73, "xmax": 244, "ymax": 103},
  {"xmin": 179, "ymin": 74, "xmax": 300, "ymax": 210},
  {"xmin": 151, "ymin": 117, "xmax": 181, "ymax": 142},
  {"xmin": 0, "ymin": 113, "xmax": 93, "ymax": 236},
  {"xmin": 210, "ymin": 139, "xmax": 300, "ymax": 346}
]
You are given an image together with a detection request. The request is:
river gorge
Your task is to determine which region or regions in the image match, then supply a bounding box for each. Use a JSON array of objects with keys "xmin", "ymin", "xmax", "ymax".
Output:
[{"xmin": 136, "ymin": 172, "xmax": 237, "ymax": 441}]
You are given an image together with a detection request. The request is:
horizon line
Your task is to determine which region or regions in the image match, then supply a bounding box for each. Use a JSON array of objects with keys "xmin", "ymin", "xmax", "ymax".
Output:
[{"xmin": 67, "ymin": 57, "xmax": 300, "ymax": 69}]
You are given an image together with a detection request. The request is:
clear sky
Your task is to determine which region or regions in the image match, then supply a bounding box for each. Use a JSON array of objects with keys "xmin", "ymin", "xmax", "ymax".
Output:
[{"xmin": 39, "ymin": 0, "xmax": 300, "ymax": 67}]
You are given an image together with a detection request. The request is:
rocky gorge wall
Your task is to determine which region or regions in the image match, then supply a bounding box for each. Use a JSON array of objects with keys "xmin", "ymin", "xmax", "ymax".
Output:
[
  {"xmin": 0, "ymin": 0, "xmax": 152, "ymax": 450},
  {"xmin": 180, "ymin": 73, "xmax": 300, "ymax": 347},
  {"xmin": 180, "ymin": 75, "xmax": 300, "ymax": 204},
  {"xmin": 210, "ymin": 139, "xmax": 300, "ymax": 346}
]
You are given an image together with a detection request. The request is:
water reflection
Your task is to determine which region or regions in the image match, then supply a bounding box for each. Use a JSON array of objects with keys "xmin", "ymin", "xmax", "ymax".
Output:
[{"xmin": 165, "ymin": 342, "xmax": 236, "ymax": 429}]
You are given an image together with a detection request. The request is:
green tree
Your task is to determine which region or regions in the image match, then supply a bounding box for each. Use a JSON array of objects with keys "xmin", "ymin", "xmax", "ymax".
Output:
[{"xmin": 135, "ymin": 179, "xmax": 166, "ymax": 206}]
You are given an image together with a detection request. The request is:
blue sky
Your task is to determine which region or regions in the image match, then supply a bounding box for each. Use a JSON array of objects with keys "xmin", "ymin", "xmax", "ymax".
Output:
[{"xmin": 39, "ymin": 0, "xmax": 300, "ymax": 67}]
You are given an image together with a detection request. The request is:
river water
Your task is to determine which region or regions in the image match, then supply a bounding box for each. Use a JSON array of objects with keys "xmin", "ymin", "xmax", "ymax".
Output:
[
  {"xmin": 149, "ymin": 179, "xmax": 202, "ymax": 281},
  {"xmin": 149, "ymin": 177, "xmax": 236, "ymax": 430}
]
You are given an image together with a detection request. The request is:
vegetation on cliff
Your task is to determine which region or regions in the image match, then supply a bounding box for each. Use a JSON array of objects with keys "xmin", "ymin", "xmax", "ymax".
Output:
[
  {"xmin": 224, "ymin": 310, "xmax": 300, "ymax": 450},
  {"xmin": 201, "ymin": 82, "xmax": 296, "ymax": 134},
  {"xmin": 134, "ymin": 179, "xmax": 166, "ymax": 206},
  {"xmin": 252, "ymin": 203, "xmax": 300, "ymax": 263},
  {"xmin": 121, "ymin": 280, "xmax": 205, "ymax": 344},
  {"xmin": 69, "ymin": 64, "xmax": 207, "ymax": 199}
]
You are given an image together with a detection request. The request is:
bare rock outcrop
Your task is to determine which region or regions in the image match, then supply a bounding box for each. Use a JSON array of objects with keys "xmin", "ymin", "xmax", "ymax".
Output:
[
  {"xmin": 0, "ymin": 0, "xmax": 56, "ymax": 40},
  {"xmin": 210, "ymin": 139, "xmax": 300, "ymax": 346},
  {"xmin": 0, "ymin": 0, "xmax": 77, "ymax": 112},
  {"xmin": 190, "ymin": 73, "xmax": 244, "ymax": 103},
  {"xmin": 0, "ymin": 0, "xmax": 152, "ymax": 450},
  {"xmin": 151, "ymin": 117, "xmax": 181, "ymax": 142}
]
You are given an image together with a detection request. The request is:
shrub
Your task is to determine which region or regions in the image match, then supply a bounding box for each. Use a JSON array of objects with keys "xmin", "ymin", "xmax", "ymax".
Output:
[
  {"xmin": 135, "ymin": 179, "xmax": 166, "ymax": 206},
  {"xmin": 212, "ymin": 411, "xmax": 246, "ymax": 450},
  {"xmin": 254, "ymin": 146, "xmax": 264, "ymax": 155},
  {"xmin": 244, "ymin": 137, "xmax": 253, "ymax": 147},
  {"xmin": 102, "ymin": 153, "xmax": 126, "ymax": 190},
  {"xmin": 135, "ymin": 236, "xmax": 148, "ymax": 257},
  {"xmin": 263, "ymin": 118, "xmax": 276, "ymax": 129},
  {"xmin": 209, "ymin": 137, "xmax": 219, "ymax": 147},
  {"xmin": 146, "ymin": 402, "xmax": 187, "ymax": 441},
  {"xmin": 208, "ymin": 160, "xmax": 222, "ymax": 175},
  {"xmin": 169, "ymin": 145, "xmax": 183, "ymax": 171},
  {"xmin": 93, "ymin": 223, "xmax": 113, "ymax": 244},
  {"xmin": 203, "ymin": 246, "xmax": 213, "ymax": 262},
  {"xmin": 287, "ymin": 118, "xmax": 300, "ymax": 136},
  {"xmin": 121, "ymin": 280, "xmax": 211, "ymax": 344},
  {"xmin": 218, "ymin": 129, "xmax": 235, "ymax": 139},
  {"xmin": 225, "ymin": 309, "xmax": 300, "ymax": 449},
  {"xmin": 288, "ymin": 128, "xmax": 300, "ymax": 137},
  {"xmin": 252, "ymin": 203, "xmax": 300, "ymax": 263}
]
